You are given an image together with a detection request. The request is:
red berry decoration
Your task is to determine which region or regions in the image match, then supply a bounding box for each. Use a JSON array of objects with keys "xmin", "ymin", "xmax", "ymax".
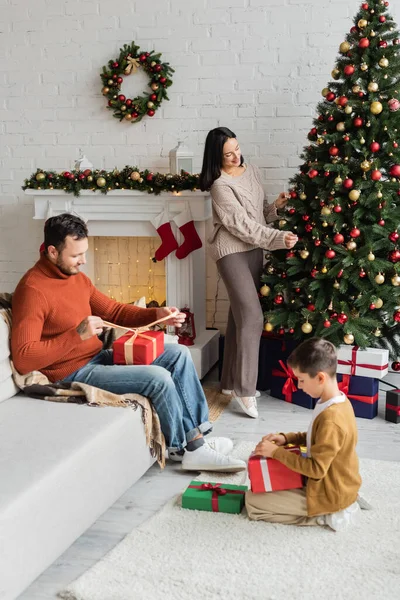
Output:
[
  {"xmin": 371, "ymin": 170, "xmax": 382, "ymax": 181},
  {"xmin": 389, "ymin": 231, "xmax": 400, "ymax": 243},
  {"xmin": 389, "ymin": 165, "xmax": 400, "ymax": 178},
  {"xmin": 337, "ymin": 96, "xmax": 348, "ymax": 107},
  {"xmin": 307, "ymin": 304, "xmax": 316, "ymax": 312},
  {"xmin": 337, "ymin": 313, "xmax": 348, "ymax": 324},
  {"xmin": 344, "ymin": 65, "xmax": 355, "ymax": 76},
  {"xmin": 323, "ymin": 320, "xmax": 331, "ymax": 328},
  {"xmin": 392, "ymin": 362, "xmax": 400, "ymax": 372},
  {"xmin": 333, "ymin": 233, "xmax": 344, "ymax": 244},
  {"xmin": 343, "ymin": 178, "xmax": 353, "ymax": 189},
  {"xmin": 295, "ymin": 287, "xmax": 301, "ymax": 293},
  {"xmin": 329, "ymin": 146, "xmax": 339, "ymax": 156},
  {"xmin": 359, "ymin": 38, "xmax": 370, "ymax": 49},
  {"xmin": 274, "ymin": 295, "xmax": 284, "ymax": 305},
  {"xmin": 353, "ymin": 117, "xmax": 363, "ymax": 127},
  {"xmin": 370, "ymin": 142, "xmax": 380, "ymax": 153},
  {"xmin": 326, "ymin": 92, "xmax": 336, "ymax": 102},
  {"xmin": 325, "ymin": 249, "xmax": 336, "ymax": 259},
  {"xmin": 393, "ymin": 311, "xmax": 400, "ymax": 323}
]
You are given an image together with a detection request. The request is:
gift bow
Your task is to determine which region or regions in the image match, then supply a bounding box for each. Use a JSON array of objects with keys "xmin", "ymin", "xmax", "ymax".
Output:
[
  {"xmin": 338, "ymin": 374, "xmax": 351, "ymax": 396},
  {"xmin": 124, "ymin": 57, "xmax": 140, "ymax": 75},
  {"xmin": 386, "ymin": 404, "xmax": 400, "ymax": 416},
  {"xmin": 188, "ymin": 482, "xmax": 245, "ymax": 512},
  {"xmin": 338, "ymin": 346, "xmax": 389, "ymax": 376},
  {"xmin": 272, "ymin": 360, "xmax": 298, "ymax": 402}
]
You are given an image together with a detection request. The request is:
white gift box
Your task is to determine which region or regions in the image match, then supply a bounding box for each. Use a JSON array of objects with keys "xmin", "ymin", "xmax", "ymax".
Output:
[{"xmin": 337, "ymin": 345, "xmax": 389, "ymax": 379}]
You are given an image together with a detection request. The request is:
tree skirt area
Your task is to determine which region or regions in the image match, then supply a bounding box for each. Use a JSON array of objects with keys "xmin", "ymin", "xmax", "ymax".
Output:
[{"xmin": 59, "ymin": 442, "xmax": 400, "ymax": 600}]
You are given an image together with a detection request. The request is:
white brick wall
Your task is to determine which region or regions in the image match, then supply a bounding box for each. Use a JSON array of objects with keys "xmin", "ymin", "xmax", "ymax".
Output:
[{"xmin": 1, "ymin": 0, "xmax": 398, "ymax": 332}]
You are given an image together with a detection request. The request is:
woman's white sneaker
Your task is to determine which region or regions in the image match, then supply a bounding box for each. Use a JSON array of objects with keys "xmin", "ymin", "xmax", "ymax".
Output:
[
  {"xmin": 222, "ymin": 389, "xmax": 261, "ymax": 398},
  {"xmin": 181, "ymin": 444, "xmax": 246, "ymax": 472},
  {"xmin": 234, "ymin": 395, "xmax": 258, "ymax": 419}
]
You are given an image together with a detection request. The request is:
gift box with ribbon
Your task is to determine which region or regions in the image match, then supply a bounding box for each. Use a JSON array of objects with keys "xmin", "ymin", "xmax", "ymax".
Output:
[
  {"xmin": 113, "ymin": 330, "xmax": 164, "ymax": 365},
  {"xmin": 337, "ymin": 345, "xmax": 389, "ymax": 379},
  {"xmin": 257, "ymin": 333, "xmax": 299, "ymax": 391},
  {"xmin": 337, "ymin": 373, "xmax": 379, "ymax": 419},
  {"xmin": 385, "ymin": 389, "xmax": 400, "ymax": 424},
  {"xmin": 182, "ymin": 481, "xmax": 248, "ymax": 514},
  {"xmin": 248, "ymin": 447, "xmax": 304, "ymax": 493},
  {"xmin": 270, "ymin": 360, "xmax": 317, "ymax": 409}
]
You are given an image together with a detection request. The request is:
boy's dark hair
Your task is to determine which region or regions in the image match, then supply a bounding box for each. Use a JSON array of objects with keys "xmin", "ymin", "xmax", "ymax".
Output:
[
  {"xmin": 288, "ymin": 338, "xmax": 337, "ymax": 378},
  {"xmin": 44, "ymin": 213, "xmax": 88, "ymax": 252},
  {"xmin": 198, "ymin": 126, "xmax": 244, "ymax": 191}
]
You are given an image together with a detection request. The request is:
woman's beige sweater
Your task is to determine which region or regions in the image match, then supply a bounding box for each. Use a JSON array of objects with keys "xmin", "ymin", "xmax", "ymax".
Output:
[{"xmin": 208, "ymin": 164, "xmax": 287, "ymax": 262}]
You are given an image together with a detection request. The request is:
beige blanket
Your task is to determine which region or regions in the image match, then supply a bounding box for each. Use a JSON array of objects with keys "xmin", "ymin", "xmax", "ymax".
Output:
[{"xmin": 0, "ymin": 293, "xmax": 165, "ymax": 467}]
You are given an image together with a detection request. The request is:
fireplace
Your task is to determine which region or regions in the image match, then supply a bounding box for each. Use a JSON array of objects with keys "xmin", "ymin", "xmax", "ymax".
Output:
[{"xmin": 27, "ymin": 189, "xmax": 219, "ymax": 378}]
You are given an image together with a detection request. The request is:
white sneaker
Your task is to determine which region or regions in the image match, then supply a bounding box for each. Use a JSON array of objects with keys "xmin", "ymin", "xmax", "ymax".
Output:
[
  {"xmin": 233, "ymin": 395, "xmax": 258, "ymax": 419},
  {"xmin": 222, "ymin": 389, "xmax": 261, "ymax": 398},
  {"xmin": 181, "ymin": 444, "xmax": 246, "ymax": 472},
  {"xmin": 168, "ymin": 437, "xmax": 233, "ymax": 462},
  {"xmin": 324, "ymin": 501, "xmax": 360, "ymax": 531}
]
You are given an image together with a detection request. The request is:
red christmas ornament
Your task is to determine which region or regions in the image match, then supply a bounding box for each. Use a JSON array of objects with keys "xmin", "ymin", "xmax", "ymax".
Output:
[
  {"xmin": 289, "ymin": 328, "xmax": 295, "ymax": 334},
  {"xmin": 333, "ymin": 233, "xmax": 344, "ymax": 244},
  {"xmin": 132, "ymin": 112, "xmax": 139, "ymax": 118},
  {"xmin": 379, "ymin": 40, "xmax": 388, "ymax": 48},
  {"xmin": 281, "ymin": 273, "xmax": 287, "ymax": 279},
  {"xmin": 286, "ymin": 251, "xmax": 295, "ymax": 258},
  {"xmin": 83, "ymin": 169, "xmax": 91, "ymax": 176},
  {"xmin": 338, "ymin": 269, "xmax": 344, "ymax": 278},
  {"xmin": 344, "ymin": 65, "xmax": 355, "ymax": 76},
  {"xmin": 126, "ymin": 99, "xmax": 133, "ymax": 106},
  {"xmin": 307, "ymin": 304, "xmax": 316, "ymax": 312},
  {"xmin": 379, "ymin": 16, "xmax": 386, "ymax": 23},
  {"xmin": 289, "ymin": 191, "xmax": 297, "ymax": 199},
  {"xmin": 117, "ymin": 77, "xmax": 123, "ymax": 84},
  {"xmin": 154, "ymin": 64, "xmax": 162, "ymax": 72},
  {"xmin": 389, "ymin": 165, "xmax": 400, "ymax": 178},
  {"xmin": 146, "ymin": 173, "xmax": 154, "ymax": 181},
  {"xmin": 359, "ymin": 269, "xmax": 367, "ymax": 278},
  {"xmin": 159, "ymin": 77, "xmax": 167, "ymax": 84},
  {"xmin": 330, "ymin": 313, "xmax": 338, "ymax": 321},
  {"xmin": 389, "ymin": 231, "xmax": 400, "ymax": 243},
  {"xmin": 361, "ymin": 2, "xmax": 368, "ymax": 9},
  {"xmin": 370, "ymin": 303, "xmax": 376, "ymax": 310},
  {"xmin": 378, "ymin": 219, "xmax": 385, "ymax": 226},
  {"xmin": 333, "ymin": 205, "xmax": 342, "ymax": 213},
  {"xmin": 392, "ymin": 362, "xmax": 400, "ymax": 372},
  {"xmin": 328, "ymin": 115, "xmax": 334, "ymax": 122},
  {"xmin": 323, "ymin": 320, "xmax": 331, "ymax": 328},
  {"xmin": 310, "ymin": 269, "xmax": 318, "ymax": 278},
  {"xmin": 337, "ymin": 96, "xmax": 348, "ymax": 107},
  {"xmin": 318, "ymin": 115, "xmax": 325, "ymax": 122},
  {"xmin": 389, "ymin": 250, "xmax": 400, "ymax": 263},
  {"xmin": 78, "ymin": 174, "xmax": 85, "ymax": 180},
  {"xmin": 274, "ymin": 295, "xmax": 284, "ymax": 305},
  {"xmin": 371, "ymin": 170, "xmax": 382, "ymax": 181},
  {"xmin": 147, "ymin": 109, "xmax": 155, "ymax": 116},
  {"xmin": 309, "ymin": 127, "xmax": 317, "ymax": 137},
  {"xmin": 150, "ymin": 94, "xmax": 157, "ymax": 101},
  {"xmin": 370, "ymin": 141, "xmax": 380, "ymax": 153},
  {"xmin": 288, "ymin": 208, "xmax": 296, "ymax": 215},
  {"xmin": 343, "ymin": 135, "xmax": 350, "ymax": 142},
  {"xmin": 139, "ymin": 54, "xmax": 147, "ymax": 62},
  {"xmin": 295, "ymin": 287, "xmax": 301, "ymax": 293},
  {"xmin": 350, "ymin": 228, "xmax": 361, "ymax": 238},
  {"xmin": 329, "ymin": 146, "xmax": 339, "ymax": 156},
  {"xmin": 393, "ymin": 311, "xmax": 400, "ymax": 323},
  {"xmin": 350, "ymin": 26, "xmax": 358, "ymax": 34},
  {"xmin": 308, "ymin": 169, "xmax": 319, "ymax": 178},
  {"xmin": 325, "ymin": 249, "xmax": 336, "ymax": 259},
  {"xmin": 112, "ymin": 74, "xmax": 118, "ymax": 79},
  {"xmin": 112, "ymin": 61, "xmax": 119, "ymax": 68},
  {"xmin": 324, "ymin": 171, "xmax": 331, "ymax": 177},
  {"xmin": 302, "ymin": 215, "xmax": 310, "ymax": 221},
  {"xmin": 394, "ymin": 142, "xmax": 399, "ymax": 148},
  {"xmin": 118, "ymin": 94, "xmax": 126, "ymax": 102},
  {"xmin": 326, "ymin": 92, "xmax": 336, "ymax": 102},
  {"xmin": 63, "ymin": 171, "xmax": 71, "ymax": 178},
  {"xmin": 108, "ymin": 100, "xmax": 113, "ymax": 107},
  {"xmin": 353, "ymin": 117, "xmax": 363, "ymax": 127},
  {"xmin": 359, "ymin": 38, "xmax": 370, "ymax": 49},
  {"xmin": 343, "ymin": 178, "xmax": 353, "ymax": 189},
  {"xmin": 305, "ymin": 224, "xmax": 313, "ymax": 233},
  {"xmin": 337, "ymin": 313, "xmax": 348, "ymax": 324},
  {"xmin": 314, "ymin": 239, "xmax": 321, "ymax": 246}
]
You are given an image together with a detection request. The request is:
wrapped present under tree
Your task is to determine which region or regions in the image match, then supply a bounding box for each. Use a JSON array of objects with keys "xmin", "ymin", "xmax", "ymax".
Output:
[
  {"xmin": 337, "ymin": 373, "xmax": 379, "ymax": 419},
  {"xmin": 270, "ymin": 360, "xmax": 317, "ymax": 409},
  {"xmin": 182, "ymin": 481, "xmax": 247, "ymax": 514}
]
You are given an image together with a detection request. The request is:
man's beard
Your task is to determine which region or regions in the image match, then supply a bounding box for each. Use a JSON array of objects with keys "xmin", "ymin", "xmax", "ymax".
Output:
[{"xmin": 56, "ymin": 257, "xmax": 80, "ymax": 276}]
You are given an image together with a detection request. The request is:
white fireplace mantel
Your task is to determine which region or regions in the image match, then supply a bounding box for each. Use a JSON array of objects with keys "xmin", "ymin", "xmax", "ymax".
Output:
[{"xmin": 25, "ymin": 189, "xmax": 219, "ymax": 378}]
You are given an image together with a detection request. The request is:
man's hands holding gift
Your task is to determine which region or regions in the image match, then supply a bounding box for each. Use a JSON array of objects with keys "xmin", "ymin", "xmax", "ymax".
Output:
[{"xmin": 254, "ymin": 433, "xmax": 287, "ymax": 458}]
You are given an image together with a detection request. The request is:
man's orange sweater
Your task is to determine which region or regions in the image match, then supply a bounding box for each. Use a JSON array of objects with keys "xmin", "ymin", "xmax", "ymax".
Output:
[{"xmin": 11, "ymin": 254, "xmax": 159, "ymax": 382}]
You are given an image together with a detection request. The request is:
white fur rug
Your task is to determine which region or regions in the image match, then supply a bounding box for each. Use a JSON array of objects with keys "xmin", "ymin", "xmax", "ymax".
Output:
[{"xmin": 59, "ymin": 442, "xmax": 400, "ymax": 600}]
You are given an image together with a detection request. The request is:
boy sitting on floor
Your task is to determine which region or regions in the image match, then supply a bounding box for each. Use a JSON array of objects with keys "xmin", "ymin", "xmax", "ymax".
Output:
[{"xmin": 246, "ymin": 338, "xmax": 363, "ymax": 531}]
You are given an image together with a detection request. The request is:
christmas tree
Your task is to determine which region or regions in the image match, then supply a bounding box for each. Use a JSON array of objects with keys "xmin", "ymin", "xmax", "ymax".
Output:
[{"xmin": 260, "ymin": 0, "xmax": 400, "ymax": 367}]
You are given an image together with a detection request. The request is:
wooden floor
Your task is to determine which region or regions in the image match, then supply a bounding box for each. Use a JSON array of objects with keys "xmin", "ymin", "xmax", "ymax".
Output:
[{"xmin": 20, "ymin": 367, "xmax": 400, "ymax": 599}]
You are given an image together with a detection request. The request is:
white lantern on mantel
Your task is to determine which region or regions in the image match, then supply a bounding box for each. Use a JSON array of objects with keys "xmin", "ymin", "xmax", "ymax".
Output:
[
  {"xmin": 74, "ymin": 149, "xmax": 93, "ymax": 171},
  {"xmin": 169, "ymin": 141, "xmax": 194, "ymax": 174}
]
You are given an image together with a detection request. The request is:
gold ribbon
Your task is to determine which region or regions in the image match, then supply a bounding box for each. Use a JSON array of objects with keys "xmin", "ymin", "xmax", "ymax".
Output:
[
  {"xmin": 123, "ymin": 331, "xmax": 158, "ymax": 364},
  {"xmin": 124, "ymin": 57, "xmax": 140, "ymax": 75}
]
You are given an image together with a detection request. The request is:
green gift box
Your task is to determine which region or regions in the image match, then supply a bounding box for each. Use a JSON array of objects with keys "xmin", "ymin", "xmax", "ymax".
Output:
[{"xmin": 182, "ymin": 480, "xmax": 248, "ymax": 514}]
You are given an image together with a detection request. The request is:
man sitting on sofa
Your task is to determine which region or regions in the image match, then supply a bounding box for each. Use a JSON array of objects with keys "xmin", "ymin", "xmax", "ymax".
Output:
[{"xmin": 11, "ymin": 213, "xmax": 245, "ymax": 473}]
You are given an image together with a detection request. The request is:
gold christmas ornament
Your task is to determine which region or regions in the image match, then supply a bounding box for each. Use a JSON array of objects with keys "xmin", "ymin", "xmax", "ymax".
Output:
[
  {"xmin": 321, "ymin": 206, "xmax": 332, "ymax": 216},
  {"xmin": 260, "ymin": 285, "xmax": 271, "ymax": 297},
  {"xmin": 138, "ymin": 177, "xmax": 143, "ymax": 183},
  {"xmin": 377, "ymin": 191, "xmax": 383, "ymax": 198},
  {"xmin": 321, "ymin": 87, "xmax": 330, "ymax": 97},
  {"xmin": 279, "ymin": 219, "xmax": 287, "ymax": 228},
  {"xmin": 102, "ymin": 87, "xmax": 110, "ymax": 95},
  {"xmin": 147, "ymin": 102, "xmax": 155, "ymax": 109},
  {"xmin": 360, "ymin": 137, "xmax": 366, "ymax": 145},
  {"xmin": 87, "ymin": 175, "xmax": 93, "ymax": 182},
  {"xmin": 375, "ymin": 273, "xmax": 385, "ymax": 284},
  {"xmin": 96, "ymin": 177, "xmax": 106, "ymax": 187},
  {"xmin": 370, "ymin": 30, "xmax": 376, "ymax": 37},
  {"xmin": 344, "ymin": 333, "xmax": 355, "ymax": 344},
  {"xmin": 334, "ymin": 176, "xmax": 343, "ymax": 184},
  {"xmin": 347, "ymin": 240, "xmax": 357, "ymax": 250},
  {"xmin": 125, "ymin": 113, "xmax": 132, "ymax": 120},
  {"xmin": 379, "ymin": 57, "xmax": 389, "ymax": 68},
  {"xmin": 336, "ymin": 122, "xmax": 346, "ymax": 132},
  {"xmin": 374, "ymin": 328, "xmax": 382, "ymax": 337},
  {"xmin": 333, "ymin": 281, "xmax": 340, "ymax": 289},
  {"xmin": 130, "ymin": 171, "xmax": 141, "ymax": 181},
  {"xmin": 344, "ymin": 106, "xmax": 353, "ymax": 115},
  {"xmin": 300, "ymin": 249, "xmax": 310, "ymax": 259},
  {"xmin": 358, "ymin": 19, "xmax": 368, "ymax": 28},
  {"xmin": 264, "ymin": 322, "xmax": 274, "ymax": 332},
  {"xmin": 391, "ymin": 275, "xmax": 400, "ymax": 287},
  {"xmin": 150, "ymin": 61, "xmax": 157, "ymax": 67},
  {"xmin": 301, "ymin": 321, "xmax": 313, "ymax": 334},
  {"xmin": 107, "ymin": 79, "xmax": 113, "ymax": 85},
  {"xmin": 321, "ymin": 266, "xmax": 328, "ymax": 274},
  {"xmin": 361, "ymin": 160, "xmax": 371, "ymax": 171},
  {"xmin": 340, "ymin": 41, "xmax": 351, "ymax": 53},
  {"xmin": 352, "ymin": 85, "xmax": 361, "ymax": 93},
  {"xmin": 361, "ymin": 63, "xmax": 368, "ymax": 72},
  {"xmin": 120, "ymin": 105, "xmax": 127, "ymax": 111},
  {"xmin": 151, "ymin": 83, "xmax": 159, "ymax": 91},
  {"xmin": 370, "ymin": 101, "xmax": 383, "ymax": 115},
  {"xmin": 322, "ymin": 221, "xmax": 329, "ymax": 228},
  {"xmin": 35, "ymin": 172, "xmax": 45, "ymax": 181},
  {"xmin": 374, "ymin": 298, "xmax": 383, "ymax": 309},
  {"xmin": 317, "ymin": 137, "xmax": 325, "ymax": 145},
  {"xmin": 367, "ymin": 252, "xmax": 375, "ymax": 261},
  {"xmin": 300, "ymin": 193, "xmax": 307, "ymax": 200},
  {"xmin": 368, "ymin": 82, "xmax": 379, "ymax": 92},
  {"xmin": 331, "ymin": 68, "xmax": 340, "ymax": 80},
  {"xmin": 348, "ymin": 189, "xmax": 361, "ymax": 201}
]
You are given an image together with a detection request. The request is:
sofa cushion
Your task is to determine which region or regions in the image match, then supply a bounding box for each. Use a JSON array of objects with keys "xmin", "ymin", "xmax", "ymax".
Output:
[
  {"xmin": 0, "ymin": 318, "xmax": 18, "ymax": 403},
  {"xmin": 0, "ymin": 394, "xmax": 156, "ymax": 600}
]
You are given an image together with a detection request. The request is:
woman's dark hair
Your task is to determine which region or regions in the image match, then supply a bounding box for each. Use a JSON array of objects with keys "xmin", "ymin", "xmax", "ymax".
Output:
[
  {"xmin": 44, "ymin": 213, "xmax": 88, "ymax": 252},
  {"xmin": 199, "ymin": 127, "xmax": 244, "ymax": 191}
]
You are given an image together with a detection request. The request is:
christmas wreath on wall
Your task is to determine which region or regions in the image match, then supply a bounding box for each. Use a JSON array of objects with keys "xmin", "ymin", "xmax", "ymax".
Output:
[{"xmin": 100, "ymin": 41, "xmax": 174, "ymax": 123}]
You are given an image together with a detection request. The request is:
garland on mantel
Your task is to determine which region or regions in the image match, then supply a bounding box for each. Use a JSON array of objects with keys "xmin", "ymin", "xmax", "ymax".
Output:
[{"xmin": 22, "ymin": 168, "xmax": 200, "ymax": 197}]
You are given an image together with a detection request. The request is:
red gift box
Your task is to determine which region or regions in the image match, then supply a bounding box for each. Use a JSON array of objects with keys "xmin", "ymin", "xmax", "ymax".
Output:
[
  {"xmin": 248, "ymin": 446, "xmax": 304, "ymax": 493},
  {"xmin": 113, "ymin": 330, "xmax": 164, "ymax": 365}
]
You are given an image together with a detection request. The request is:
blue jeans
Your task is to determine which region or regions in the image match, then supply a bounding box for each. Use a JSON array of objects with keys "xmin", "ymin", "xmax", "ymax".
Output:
[{"xmin": 62, "ymin": 344, "xmax": 212, "ymax": 451}]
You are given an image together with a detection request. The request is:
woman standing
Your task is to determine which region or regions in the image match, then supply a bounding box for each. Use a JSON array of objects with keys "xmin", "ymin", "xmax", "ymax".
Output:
[{"xmin": 199, "ymin": 127, "xmax": 297, "ymax": 419}]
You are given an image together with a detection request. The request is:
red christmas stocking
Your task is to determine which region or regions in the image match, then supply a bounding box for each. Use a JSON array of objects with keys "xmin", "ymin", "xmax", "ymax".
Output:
[
  {"xmin": 174, "ymin": 209, "xmax": 203, "ymax": 260},
  {"xmin": 152, "ymin": 210, "xmax": 179, "ymax": 262}
]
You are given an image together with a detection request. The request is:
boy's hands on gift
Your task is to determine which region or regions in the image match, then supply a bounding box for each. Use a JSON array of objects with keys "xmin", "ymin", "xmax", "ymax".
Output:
[
  {"xmin": 156, "ymin": 306, "xmax": 186, "ymax": 327},
  {"xmin": 254, "ymin": 433, "xmax": 287, "ymax": 458},
  {"xmin": 262, "ymin": 433, "xmax": 287, "ymax": 446}
]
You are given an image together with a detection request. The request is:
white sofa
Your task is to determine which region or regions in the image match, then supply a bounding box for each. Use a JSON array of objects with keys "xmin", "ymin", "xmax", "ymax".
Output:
[{"xmin": 0, "ymin": 317, "xmax": 156, "ymax": 600}]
